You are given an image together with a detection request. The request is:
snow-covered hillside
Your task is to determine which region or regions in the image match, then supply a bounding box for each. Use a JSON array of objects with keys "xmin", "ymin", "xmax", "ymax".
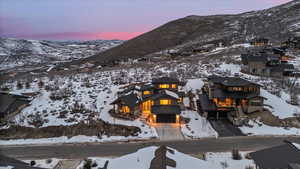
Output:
[
  {"xmin": 0, "ymin": 38, "xmax": 123, "ymax": 70},
  {"xmin": 0, "ymin": 42, "xmax": 299, "ymax": 144}
]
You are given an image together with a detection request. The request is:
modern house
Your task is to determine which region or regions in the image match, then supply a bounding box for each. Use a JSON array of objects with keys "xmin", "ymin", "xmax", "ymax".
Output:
[
  {"xmin": 0, "ymin": 154, "xmax": 45, "ymax": 169},
  {"xmin": 250, "ymin": 38, "xmax": 269, "ymax": 46},
  {"xmin": 111, "ymin": 93, "xmax": 141, "ymax": 117},
  {"xmin": 250, "ymin": 141, "xmax": 300, "ymax": 169},
  {"xmin": 282, "ymin": 36, "xmax": 300, "ymax": 50},
  {"xmin": 0, "ymin": 92, "xmax": 31, "ymax": 122},
  {"xmin": 111, "ymin": 77, "xmax": 186, "ymax": 123},
  {"xmin": 198, "ymin": 75, "xmax": 265, "ymax": 125},
  {"xmin": 241, "ymin": 49, "xmax": 295, "ymax": 77}
]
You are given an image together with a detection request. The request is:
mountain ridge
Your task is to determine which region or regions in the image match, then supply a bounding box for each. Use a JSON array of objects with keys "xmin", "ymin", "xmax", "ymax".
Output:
[{"xmin": 75, "ymin": 0, "xmax": 299, "ymax": 66}]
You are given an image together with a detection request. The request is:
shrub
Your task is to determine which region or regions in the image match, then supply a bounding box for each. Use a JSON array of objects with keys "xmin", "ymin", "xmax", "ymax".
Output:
[
  {"xmin": 244, "ymin": 153, "xmax": 252, "ymax": 160},
  {"xmin": 17, "ymin": 81, "xmax": 23, "ymax": 89},
  {"xmin": 28, "ymin": 113, "xmax": 44, "ymax": 128},
  {"xmin": 232, "ymin": 148, "xmax": 242, "ymax": 160},
  {"xmin": 83, "ymin": 159, "xmax": 93, "ymax": 169},
  {"xmin": 220, "ymin": 161, "xmax": 228, "ymax": 169},
  {"xmin": 38, "ymin": 80, "xmax": 44, "ymax": 88},
  {"xmin": 46, "ymin": 159, "xmax": 52, "ymax": 164},
  {"xmin": 91, "ymin": 161, "xmax": 98, "ymax": 167},
  {"xmin": 30, "ymin": 160, "xmax": 36, "ymax": 166},
  {"xmin": 25, "ymin": 81, "xmax": 31, "ymax": 89}
]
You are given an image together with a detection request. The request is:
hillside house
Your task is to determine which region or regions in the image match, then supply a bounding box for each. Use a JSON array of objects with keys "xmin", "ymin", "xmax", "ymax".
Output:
[
  {"xmin": 0, "ymin": 92, "xmax": 31, "ymax": 121},
  {"xmin": 198, "ymin": 75, "xmax": 265, "ymax": 125},
  {"xmin": 282, "ymin": 36, "xmax": 300, "ymax": 50},
  {"xmin": 111, "ymin": 93, "xmax": 140, "ymax": 117},
  {"xmin": 250, "ymin": 141, "xmax": 300, "ymax": 169},
  {"xmin": 250, "ymin": 38, "xmax": 270, "ymax": 46},
  {"xmin": 111, "ymin": 77, "xmax": 186, "ymax": 123},
  {"xmin": 241, "ymin": 50, "xmax": 295, "ymax": 77},
  {"xmin": 192, "ymin": 44, "xmax": 216, "ymax": 53}
]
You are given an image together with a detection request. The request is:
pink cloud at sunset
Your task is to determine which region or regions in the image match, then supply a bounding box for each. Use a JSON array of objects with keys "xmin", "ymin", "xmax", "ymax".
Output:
[
  {"xmin": 2, "ymin": 32, "xmax": 147, "ymax": 41},
  {"xmin": 95, "ymin": 32, "xmax": 146, "ymax": 40}
]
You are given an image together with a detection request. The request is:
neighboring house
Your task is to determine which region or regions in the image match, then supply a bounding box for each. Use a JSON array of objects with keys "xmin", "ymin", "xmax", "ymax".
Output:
[
  {"xmin": 0, "ymin": 92, "xmax": 31, "ymax": 121},
  {"xmin": 289, "ymin": 164, "xmax": 300, "ymax": 169},
  {"xmin": 111, "ymin": 77, "xmax": 186, "ymax": 123},
  {"xmin": 241, "ymin": 49, "xmax": 295, "ymax": 77},
  {"xmin": 250, "ymin": 38, "xmax": 269, "ymax": 46},
  {"xmin": 0, "ymin": 154, "xmax": 44, "ymax": 169},
  {"xmin": 198, "ymin": 75, "xmax": 265, "ymax": 125},
  {"xmin": 250, "ymin": 141, "xmax": 300, "ymax": 169},
  {"xmin": 111, "ymin": 93, "xmax": 141, "ymax": 117},
  {"xmin": 282, "ymin": 36, "xmax": 300, "ymax": 50}
]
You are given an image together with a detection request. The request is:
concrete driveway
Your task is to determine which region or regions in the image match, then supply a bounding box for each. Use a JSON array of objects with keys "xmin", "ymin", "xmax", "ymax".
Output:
[{"xmin": 154, "ymin": 123, "xmax": 185, "ymax": 141}]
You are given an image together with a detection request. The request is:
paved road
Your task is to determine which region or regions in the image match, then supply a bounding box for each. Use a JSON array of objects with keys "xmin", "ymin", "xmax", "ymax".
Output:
[
  {"xmin": 154, "ymin": 123, "xmax": 185, "ymax": 141},
  {"xmin": 209, "ymin": 119, "xmax": 245, "ymax": 137},
  {"xmin": 1, "ymin": 136, "xmax": 300, "ymax": 160}
]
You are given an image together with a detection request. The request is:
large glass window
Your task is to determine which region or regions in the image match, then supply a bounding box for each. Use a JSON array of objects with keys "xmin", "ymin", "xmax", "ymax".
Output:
[
  {"xmin": 160, "ymin": 99, "xmax": 171, "ymax": 105},
  {"xmin": 159, "ymin": 84, "xmax": 169, "ymax": 88},
  {"xmin": 121, "ymin": 106, "xmax": 130, "ymax": 113},
  {"xmin": 142, "ymin": 100, "xmax": 153, "ymax": 111},
  {"xmin": 216, "ymin": 98, "xmax": 233, "ymax": 107},
  {"xmin": 143, "ymin": 91, "xmax": 151, "ymax": 95}
]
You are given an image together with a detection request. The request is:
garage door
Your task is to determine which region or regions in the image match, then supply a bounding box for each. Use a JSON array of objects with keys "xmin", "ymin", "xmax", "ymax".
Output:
[{"xmin": 156, "ymin": 114, "xmax": 176, "ymax": 123}]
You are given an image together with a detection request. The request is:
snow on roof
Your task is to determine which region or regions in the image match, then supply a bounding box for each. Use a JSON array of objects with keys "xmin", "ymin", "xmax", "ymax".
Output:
[
  {"xmin": 165, "ymin": 90, "xmax": 179, "ymax": 99},
  {"xmin": 135, "ymin": 85, "xmax": 141, "ymax": 90},
  {"xmin": 292, "ymin": 143, "xmax": 300, "ymax": 150}
]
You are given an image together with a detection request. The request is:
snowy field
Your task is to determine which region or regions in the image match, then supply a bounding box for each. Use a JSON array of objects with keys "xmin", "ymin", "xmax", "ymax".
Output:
[
  {"xmin": 240, "ymin": 120, "xmax": 300, "ymax": 136},
  {"xmin": 0, "ymin": 71, "xmax": 158, "ymax": 145},
  {"xmin": 74, "ymin": 146, "xmax": 254, "ymax": 169},
  {"xmin": 7, "ymin": 146, "xmax": 255, "ymax": 169},
  {"xmin": 261, "ymin": 89, "xmax": 300, "ymax": 119}
]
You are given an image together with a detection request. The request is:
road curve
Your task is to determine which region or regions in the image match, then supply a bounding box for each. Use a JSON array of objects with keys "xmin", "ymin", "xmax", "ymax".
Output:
[{"xmin": 1, "ymin": 136, "xmax": 300, "ymax": 160}]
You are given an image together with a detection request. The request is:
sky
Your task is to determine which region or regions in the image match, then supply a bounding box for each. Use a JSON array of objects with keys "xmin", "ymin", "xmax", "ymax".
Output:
[{"xmin": 0, "ymin": 0, "xmax": 293, "ymax": 41}]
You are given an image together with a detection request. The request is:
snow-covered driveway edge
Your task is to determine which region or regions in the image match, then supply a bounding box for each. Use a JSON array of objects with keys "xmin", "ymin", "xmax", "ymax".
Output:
[{"xmin": 0, "ymin": 134, "xmax": 158, "ymax": 146}]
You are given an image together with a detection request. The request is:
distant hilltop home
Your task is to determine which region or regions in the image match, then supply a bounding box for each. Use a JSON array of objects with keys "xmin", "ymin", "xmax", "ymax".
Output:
[
  {"xmin": 250, "ymin": 38, "xmax": 270, "ymax": 46},
  {"xmin": 250, "ymin": 140, "xmax": 300, "ymax": 169},
  {"xmin": 241, "ymin": 48, "xmax": 296, "ymax": 77},
  {"xmin": 282, "ymin": 36, "xmax": 300, "ymax": 50},
  {"xmin": 0, "ymin": 92, "xmax": 31, "ymax": 123},
  {"xmin": 198, "ymin": 75, "xmax": 265, "ymax": 126},
  {"xmin": 111, "ymin": 77, "xmax": 186, "ymax": 123}
]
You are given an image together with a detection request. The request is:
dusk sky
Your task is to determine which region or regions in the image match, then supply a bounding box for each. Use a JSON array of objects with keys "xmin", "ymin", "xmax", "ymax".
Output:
[{"xmin": 0, "ymin": 0, "xmax": 293, "ymax": 41}]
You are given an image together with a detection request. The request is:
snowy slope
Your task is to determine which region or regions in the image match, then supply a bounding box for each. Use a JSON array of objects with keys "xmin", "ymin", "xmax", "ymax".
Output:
[
  {"xmin": 181, "ymin": 111, "xmax": 218, "ymax": 139},
  {"xmin": 0, "ymin": 38, "xmax": 123, "ymax": 70}
]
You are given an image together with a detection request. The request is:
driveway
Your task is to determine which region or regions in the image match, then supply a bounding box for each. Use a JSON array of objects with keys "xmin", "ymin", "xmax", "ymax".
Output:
[
  {"xmin": 154, "ymin": 123, "xmax": 185, "ymax": 141},
  {"xmin": 209, "ymin": 119, "xmax": 245, "ymax": 137}
]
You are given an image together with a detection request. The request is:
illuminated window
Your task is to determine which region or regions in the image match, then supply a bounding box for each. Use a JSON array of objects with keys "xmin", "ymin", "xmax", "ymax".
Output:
[
  {"xmin": 142, "ymin": 100, "xmax": 154, "ymax": 112},
  {"xmin": 233, "ymin": 87, "xmax": 242, "ymax": 91},
  {"xmin": 121, "ymin": 106, "xmax": 130, "ymax": 113},
  {"xmin": 160, "ymin": 99, "xmax": 171, "ymax": 105},
  {"xmin": 178, "ymin": 98, "xmax": 183, "ymax": 103},
  {"xmin": 171, "ymin": 84, "xmax": 177, "ymax": 88},
  {"xmin": 216, "ymin": 98, "xmax": 233, "ymax": 107},
  {"xmin": 159, "ymin": 84, "xmax": 169, "ymax": 88},
  {"xmin": 143, "ymin": 91, "xmax": 151, "ymax": 95},
  {"xmin": 213, "ymin": 98, "xmax": 218, "ymax": 104}
]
